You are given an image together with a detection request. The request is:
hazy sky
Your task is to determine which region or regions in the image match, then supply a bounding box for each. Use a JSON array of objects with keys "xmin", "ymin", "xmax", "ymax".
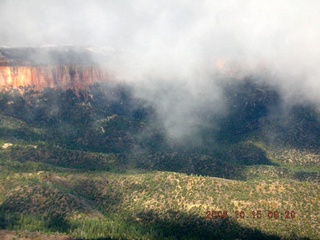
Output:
[
  {"xmin": 1, "ymin": 0, "xmax": 320, "ymax": 140},
  {"xmin": 1, "ymin": 0, "xmax": 319, "ymax": 82}
]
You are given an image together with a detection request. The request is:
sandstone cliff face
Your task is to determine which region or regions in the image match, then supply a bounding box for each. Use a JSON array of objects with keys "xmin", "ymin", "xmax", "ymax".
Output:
[
  {"xmin": 0, "ymin": 47, "xmax": 109, "ymax": 95},
  {"xmin": 0, "ymin": 65, "xmax": 108, "ymax": 93}
]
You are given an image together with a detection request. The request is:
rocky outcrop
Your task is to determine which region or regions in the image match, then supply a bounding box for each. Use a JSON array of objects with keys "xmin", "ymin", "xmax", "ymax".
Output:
[
  {"xmin": 0, "ymin": 65, "xmax": 108, "ymax": 92},
  {"xmin": 0, "ymin": 47, "xmax": 109, "ymax": 95}
]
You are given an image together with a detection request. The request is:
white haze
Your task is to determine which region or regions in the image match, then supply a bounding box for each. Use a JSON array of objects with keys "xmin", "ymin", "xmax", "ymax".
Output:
[{"xmin": 1, "ymin": 0, "xmax": 320, "ymax": 140}]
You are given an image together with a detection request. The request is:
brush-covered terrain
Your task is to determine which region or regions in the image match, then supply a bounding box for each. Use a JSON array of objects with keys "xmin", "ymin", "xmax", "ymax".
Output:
[{"xmin": 0, "ymin": 79, "xmax": 319, "ymax": 239}]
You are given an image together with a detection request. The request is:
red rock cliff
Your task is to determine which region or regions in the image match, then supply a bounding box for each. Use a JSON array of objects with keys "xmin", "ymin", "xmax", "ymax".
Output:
[
  {"xmin": 0, "ymin": 47, "xmax": 109, "ymax": 94},
  {"xmin": 0, "ymin": 65, "xmax": 108, "ymax": 91}
]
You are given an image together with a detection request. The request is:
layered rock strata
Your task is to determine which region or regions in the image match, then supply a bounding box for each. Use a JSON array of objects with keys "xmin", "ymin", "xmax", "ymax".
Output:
[{"xmin": 0, "ymin": 47, "xmax": 109, "ymax": 94}]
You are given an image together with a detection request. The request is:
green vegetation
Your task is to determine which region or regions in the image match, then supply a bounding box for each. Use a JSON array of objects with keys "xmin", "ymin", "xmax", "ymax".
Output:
[
  {"xmin": 0, "ymin": 141, "xmax": 319, "ymax": 239},
  {"xmin": 0, "ymin": 162, "xmax": 318, "ymax": 239},
  {"xmin": 0, "ymin": 80, "xmax": 319, "ymax": 239}
]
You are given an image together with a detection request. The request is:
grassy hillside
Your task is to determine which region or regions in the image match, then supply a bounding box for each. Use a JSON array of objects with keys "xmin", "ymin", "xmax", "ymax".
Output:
[
  {"xmin": 0, "ymin": 79, "xmax": 319, "ymax": 239},
  {"xmin": 0, "ymin": 156, "xmax": 318, "ymax": 239}
]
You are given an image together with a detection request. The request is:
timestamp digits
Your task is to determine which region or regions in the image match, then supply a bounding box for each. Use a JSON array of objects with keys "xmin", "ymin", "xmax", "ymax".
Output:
[
  {"xmin": 206, "ymin": 210, "xmax": 296, "ymax": 220},
  {"xmin": 206, "ymin": 210, "xmax": 229, "ymax": 220},
  {"xmin": 234, "ymin": 210, "xmax": 296, "ymax": 219}
]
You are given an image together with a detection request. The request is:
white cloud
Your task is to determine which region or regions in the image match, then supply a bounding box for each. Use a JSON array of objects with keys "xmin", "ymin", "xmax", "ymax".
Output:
[{"xmin": 1, "ymin": 0, "xmax": 320, "ymax": 139}]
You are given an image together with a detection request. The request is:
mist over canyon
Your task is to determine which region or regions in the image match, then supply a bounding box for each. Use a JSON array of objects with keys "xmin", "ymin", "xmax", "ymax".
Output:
[
  {"xmin": 1, "ymin": 1, "xmax": 320, "ymax": 145},
  {"xmin": 1, "ymin": 45, "xmax": 320, "ymax": 158},
  {"xmin": 0, "ymin": 2, "xmax": 320, "ymax": 239}
]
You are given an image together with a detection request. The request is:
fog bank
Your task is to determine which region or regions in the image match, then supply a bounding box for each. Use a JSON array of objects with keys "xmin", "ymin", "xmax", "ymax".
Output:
[{"xmin": 1, "ymin": 0, "xmax": 320, "ymax": 139}]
